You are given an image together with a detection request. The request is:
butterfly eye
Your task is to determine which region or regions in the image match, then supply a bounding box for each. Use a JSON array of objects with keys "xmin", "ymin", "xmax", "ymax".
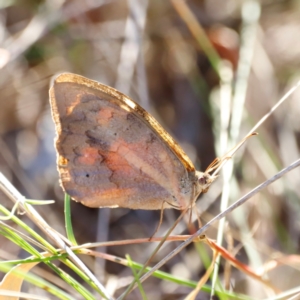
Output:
[
  {"xmin": 197, "ymin": 173, "xmax": 215, "ymax": 194},
  {"xmin": 198, "ymin": 176, "xmax": 207, "ymax": 185}
]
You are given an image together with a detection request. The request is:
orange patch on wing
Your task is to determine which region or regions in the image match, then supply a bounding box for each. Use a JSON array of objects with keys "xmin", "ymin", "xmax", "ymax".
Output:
[
  {"xmin": 101, "ymin": 150, "xmax": 133, "ymax": 176},
  {"xmin": 81, "ymin": 187, "xmax": 136, "ymax": 208},
  {"xmin": 97, "ymin": 107, "xmax": 114, "ymax": 125},
  {"xmin": 99, "ymin": 187, "xmax": 134, "ymax": 200},
  {"xmin": 66, "ymin": 94, "xmax": 81, "ymax": 115},
  {"xmin": 77, "ymin": 147, "xmax": 100, "ymax": 165}
]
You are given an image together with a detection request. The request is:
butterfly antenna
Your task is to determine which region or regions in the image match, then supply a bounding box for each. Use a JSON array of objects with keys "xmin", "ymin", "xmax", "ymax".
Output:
[
  {"xmin": 205, "ymin": 157, "xmax": 221, "ymax": 173},
  {"xmin": 207, "ymin": 132, "xmax": 258, "ymax": 177}
]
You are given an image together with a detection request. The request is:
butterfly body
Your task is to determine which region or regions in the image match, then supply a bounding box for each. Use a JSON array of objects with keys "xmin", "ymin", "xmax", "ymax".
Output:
[{"xmin": 50, "ymin": 73, "xmax": 212, "ymax": 210}]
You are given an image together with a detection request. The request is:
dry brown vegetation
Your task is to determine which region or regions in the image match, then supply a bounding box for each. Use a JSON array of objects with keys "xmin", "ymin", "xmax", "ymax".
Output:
[{"xmin": 1, "ymin": 0, "xmax": 300, "ymax": 299}]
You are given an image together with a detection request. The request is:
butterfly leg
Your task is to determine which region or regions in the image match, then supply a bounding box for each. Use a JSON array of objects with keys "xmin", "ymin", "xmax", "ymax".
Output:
[
  {"xmin": 148, "ymin": 201, "xmax": 168, "ymax": 241},
  {"xmin": 193, "ymin": 205, "xmax": 202, "ymax": 228}
]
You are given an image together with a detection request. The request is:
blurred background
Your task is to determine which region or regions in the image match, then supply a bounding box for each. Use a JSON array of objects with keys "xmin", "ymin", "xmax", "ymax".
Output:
[{"xmin": 1, "ymin": 0, "xmax": 300, "ymax": 299}]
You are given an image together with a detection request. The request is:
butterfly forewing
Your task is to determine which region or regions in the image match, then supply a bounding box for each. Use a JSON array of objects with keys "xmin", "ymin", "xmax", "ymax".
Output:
[{"xmin": 50, "ymin": 73, "xmax": 200, "ymax": 209}]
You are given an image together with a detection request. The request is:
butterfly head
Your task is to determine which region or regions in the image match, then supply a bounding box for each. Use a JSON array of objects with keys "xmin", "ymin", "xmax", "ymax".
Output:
[
  {"xmin": 195, "ymin": 171, "xmax": 218, "ymax": 194},
  {"xmin": 177, "ymin": 170, "xmax": 218, "ymax": 211}
]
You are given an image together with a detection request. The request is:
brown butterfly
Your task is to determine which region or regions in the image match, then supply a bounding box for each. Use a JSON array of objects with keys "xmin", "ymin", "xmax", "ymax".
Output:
[{"xmin": 49, "ymin": 73, "xmax": 219, "ymax": 210}]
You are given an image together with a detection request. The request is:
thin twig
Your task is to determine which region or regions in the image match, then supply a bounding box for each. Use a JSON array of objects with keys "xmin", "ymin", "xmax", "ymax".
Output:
[{"xmin": 212, "ymin": 2, "xmax": 261, "ymax": 295}]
